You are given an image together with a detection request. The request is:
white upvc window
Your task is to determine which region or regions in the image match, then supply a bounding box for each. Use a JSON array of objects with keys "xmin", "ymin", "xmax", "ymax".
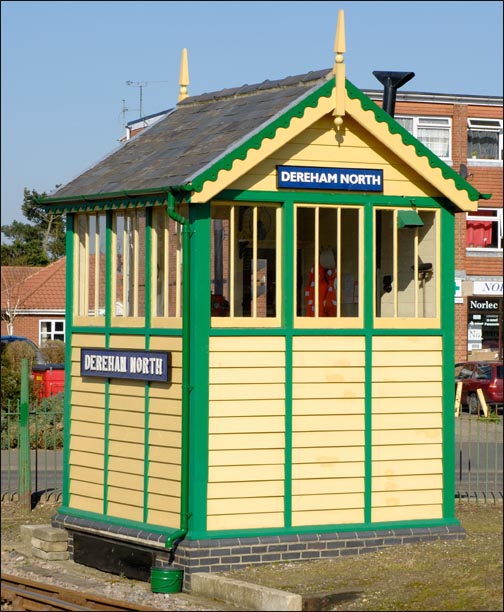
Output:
[
  {"xmin": 467, "ymin": 118, "xmax": 503, "ymax": 161},
  {"xmin": 40, "ymin": 319, "xmax": 65, "ymax": 344},
  {"xmin": 466, "ymin": 207, "xmax": 503, "ymax": 251},
  {"xmin": 396, "ymin": 116, "xmax": 451, "ymax": 160}
]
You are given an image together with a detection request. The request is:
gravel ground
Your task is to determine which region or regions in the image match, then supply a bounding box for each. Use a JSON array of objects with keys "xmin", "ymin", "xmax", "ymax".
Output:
[{"xmin": 1, "ymin": 500, "xmax": 503, "ymax": 611}]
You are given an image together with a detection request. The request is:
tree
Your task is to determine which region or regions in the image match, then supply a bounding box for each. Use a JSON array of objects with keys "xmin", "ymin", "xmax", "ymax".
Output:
[
  {"xmin": 1, "ymin": 267, "xmax": 39, "ymax": 335},
  {"xmin": 1, "ymin": 188, "xmax": 65, "ymax": 265}
]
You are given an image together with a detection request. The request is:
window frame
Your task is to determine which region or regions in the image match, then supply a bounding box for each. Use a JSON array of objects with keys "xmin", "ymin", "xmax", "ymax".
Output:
[
  {"xmin": 466, "ymin": 207, "xmax": 503, "ymax": 252},
  {"xmin": 374, "ymin": 207, "xmax": 441, "ymax": 328},
  {"xmin": 467, "ymin": 118, "xmax": 503, "ymax": 162},
  {"xmin": 39, "ymin": 319, "xmax": 65, "ymax": 345},
  {"xmin": 395, "ymin": 115, "xmax": 452, "ymax": 161},
  {"xmin": 294, "ymin": 203, "xmax": 364, "ymax": 329},
  {"xmin": 210, "ymin": 202, "xmax": 282, "ymax": 328}
]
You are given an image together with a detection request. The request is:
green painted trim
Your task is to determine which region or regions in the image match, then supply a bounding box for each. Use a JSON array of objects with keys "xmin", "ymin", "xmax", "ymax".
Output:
[
  {"xmin": 186, "ymin": 515, "xmax": 460, "ymax": 540},
  {"xmin": 144, "ymin": 208, "xmax": 153, "ymax": 331},
  {"xmin": 39, "ymin": 187, "xmax": 190, "ymax": 208},
  {"xmin": 440, "ymin": 208, "xmax": 457, "ymax": 521},
  {"xmin": 102, "ymin": 212, "xmax": 113, "ymax": 515},
  {"xmin": 345, "ymin": 80, "xmax": 481, "ymax": 203},
  {"xmin": 218, "ymin": 190, "xmax": 449, "ymax": 209},
  {"xmin": 191, "ymin": 79, "xmax": 334, "ymax": 193},
  {"xmin": 56, "ymin": 506, "xmax": 184, "ymax": 536},
  {"xmin": 143, "ymin": 209, "xmax": 153, "ymax": 523},
  {"xmin": 188, "ymin": 203, "xmax": 211, "ymax": 535},
  {"xmin": 364, "ymin": 201, "xmax": 375, "ymax": 524},
  {"xmin": 61, "ymin": 214, "xmax": 75, "ymax": 508},
  {"xmin": 192, "ymin": 78, "xmax": 479, "ymax": 203},
  {"xmin": 105, "ymin": 212, "xmax": 113, "ymax": 329},
  {"xmin": 283, "ymin": 197, "xmax": 295, "ymax": 527},
  {"xmin": 71, "ymin": 326, "xmax": 183, "ymax": 336}
]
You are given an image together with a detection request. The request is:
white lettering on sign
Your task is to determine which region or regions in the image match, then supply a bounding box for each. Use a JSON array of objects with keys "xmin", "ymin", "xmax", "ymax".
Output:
[
  {"xmin": 129, "ymin": 356, "xmax": 164, "ymax": 375},
  {"xmin": 84, "ymin": 354, "xmax": 127, "ymax": 372},
  {"xmin": 469, "ymin": 299, "xmax": 498, "ymax": 310}
]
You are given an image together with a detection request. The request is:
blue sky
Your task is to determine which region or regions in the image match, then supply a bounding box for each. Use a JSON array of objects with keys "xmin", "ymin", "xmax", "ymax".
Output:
[{"xmin": 1, "ymin": 1, "xmax": 503, "ymax": 230}]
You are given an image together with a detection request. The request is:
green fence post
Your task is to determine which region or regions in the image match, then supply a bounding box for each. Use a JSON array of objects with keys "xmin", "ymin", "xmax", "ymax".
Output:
[{"xmin": 18, "ymin": 358, "xmax": 31, "ymax": 512}]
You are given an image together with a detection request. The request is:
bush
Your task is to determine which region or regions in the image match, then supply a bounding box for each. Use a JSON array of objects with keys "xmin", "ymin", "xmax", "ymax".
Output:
[{"xmin": 41, "ymin": 340, "xmax": 65, "ymax": 364}]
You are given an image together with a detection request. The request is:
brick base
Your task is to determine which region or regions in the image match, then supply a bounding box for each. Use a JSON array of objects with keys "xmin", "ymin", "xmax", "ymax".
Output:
[{"xmin": 52, "ymin": 513, "xmax": 466, "ymax": 592}]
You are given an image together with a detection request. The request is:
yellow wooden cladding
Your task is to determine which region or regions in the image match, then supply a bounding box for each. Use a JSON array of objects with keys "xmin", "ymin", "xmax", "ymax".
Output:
[
  {"xmin": 292, "ymin": 508, "xmax": 364, "ymax": 527},
  {"xmin": 227, "ymin": 114, "xmax": 441, "ymax": 198},
  {"xmin": 290, "ymin": 335, "xmax": 366, "ymax": 525},
  {"xmin": 207, "ymin": 336, "xmax": 286, "ymax": 528},
  {"xmin": 371, "ymin": 336, "xmax": 443, "ymax": 523},
  {"xmin": 207, "ymin": 513, "xmax": 284, "ymax": 531},
  {"xmin": 107, "ymin": 502, "xmax": 143, "ymax": 522}
]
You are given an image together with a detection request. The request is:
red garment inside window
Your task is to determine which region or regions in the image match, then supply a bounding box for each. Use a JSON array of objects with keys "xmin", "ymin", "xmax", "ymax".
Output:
[{"xmin": 304, "ymin": 265, "xmax": 337, "ymax": 317}]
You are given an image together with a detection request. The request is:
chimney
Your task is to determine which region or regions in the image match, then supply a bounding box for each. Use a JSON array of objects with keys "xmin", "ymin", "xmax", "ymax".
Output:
[{"xmin": 372, "ymin": 71, "xmax": 415, "ymax": 117}]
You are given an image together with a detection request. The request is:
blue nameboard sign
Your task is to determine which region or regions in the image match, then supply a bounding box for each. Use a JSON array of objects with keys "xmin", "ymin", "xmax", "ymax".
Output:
[
  {"xmin": 81, "ymin": 348, "xmax": 171, "ymax": 383},
  {"xmin": 277, "ymin": 165, "xmax": 383, "ymax": 191}
]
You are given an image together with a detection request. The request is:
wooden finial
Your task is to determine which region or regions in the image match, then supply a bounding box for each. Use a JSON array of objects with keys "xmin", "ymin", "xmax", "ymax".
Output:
[
  {"xmin": 178, "ymin": 48, "xmax": 189, "ymax": 102},
  {"xmin": 333, "ymin": 10, "xmax": 346, "ymax": 129}
]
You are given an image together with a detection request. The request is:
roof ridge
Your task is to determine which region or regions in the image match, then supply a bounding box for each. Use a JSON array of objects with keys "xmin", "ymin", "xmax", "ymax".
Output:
[{"xmin": 178, "ymin": 69, "xmax": 332, "ymax": 107}]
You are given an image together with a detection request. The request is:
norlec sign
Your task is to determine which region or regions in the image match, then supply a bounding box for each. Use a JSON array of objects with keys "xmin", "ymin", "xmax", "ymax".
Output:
[{"xmin": 277, "ymin": 165, "xmax": 383, "ymax": 191}]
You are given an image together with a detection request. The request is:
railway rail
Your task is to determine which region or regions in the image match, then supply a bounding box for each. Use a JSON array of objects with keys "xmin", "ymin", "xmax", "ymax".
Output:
[{"xmin": 1, "ymin": 573, "xmax": 160, "ymax": 611}]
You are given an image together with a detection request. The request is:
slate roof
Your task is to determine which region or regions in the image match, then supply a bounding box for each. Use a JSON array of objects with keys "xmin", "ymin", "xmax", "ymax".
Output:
[{"xmin": 51, "ymin": 69, "xmax": 332, "ymax": 200}]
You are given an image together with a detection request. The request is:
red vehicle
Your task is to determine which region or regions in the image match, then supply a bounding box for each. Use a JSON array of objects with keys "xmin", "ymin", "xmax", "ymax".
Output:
[{"xmin": 455, "ymin": 360, "xmax": 503, "ymax": 415}]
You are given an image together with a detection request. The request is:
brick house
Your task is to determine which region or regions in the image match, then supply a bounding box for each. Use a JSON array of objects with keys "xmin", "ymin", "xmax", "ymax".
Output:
[
  {"xmin": 1, "ymin": 257, "xmax": 66, "ymax": 346},
  {"xmin": 126, "ymin": 88, "xmax": 503, "ymax": 363}
]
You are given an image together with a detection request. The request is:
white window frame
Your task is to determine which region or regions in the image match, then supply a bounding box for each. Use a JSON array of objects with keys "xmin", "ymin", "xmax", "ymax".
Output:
[
  {"xmin": 395, "ymin": 115, "xmax": 452, "ymax": 160},
  {"xmin": 39, "ymin": 319, "xmax": 65, "ymax": 345},
  {"xmin": 467, "ymin": 118, "xmax": 503, "ymax": 162},
  {"xmin": 466, "ymin": 207, "xmax": 503, "ymax": 252}
]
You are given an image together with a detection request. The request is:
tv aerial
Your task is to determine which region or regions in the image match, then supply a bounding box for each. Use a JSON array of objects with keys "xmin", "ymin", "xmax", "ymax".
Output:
[{"xmin": 125, "ymin": 80, "xmax": 169, "ymax": 119}]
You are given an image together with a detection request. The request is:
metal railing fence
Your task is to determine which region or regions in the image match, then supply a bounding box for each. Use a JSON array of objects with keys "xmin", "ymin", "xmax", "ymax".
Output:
[{"xmin": 1, "ymin": 360, "xmax": 502, "ymax": 509}]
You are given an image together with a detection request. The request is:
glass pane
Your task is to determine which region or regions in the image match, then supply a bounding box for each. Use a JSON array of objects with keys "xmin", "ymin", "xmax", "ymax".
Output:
[
  {"xmin": 340, "ymin": 208, "xmax": 359, "ymax": 317},
  {"xmin": 211, "ymin": 207, "xmax": 230, "ymax": 317},
  {"xmin": 297, "ymin": 207, "xmax": 315, "ymax": 317},
  {"xmin": 375, "ymin": 210, "xmax": 394, "ymax": 317},
  {"xmin": 318, "ymin": 207, "xmax": 338, "ymax": 317},
  {"xmin": 137, "ymin": 211, "xmax": 146, "ymax": 317},
  {"xmin": 397, "ymin": 222, "xmax": 416, "ymax": 318},
  {"xmin": 468, "ymin": 130, "xmax": 499, "ymax": 160},
  {"xmin": 417, "ymin": 211, "xmax": 436, "ymax": 318},
  {"xmin": 418, "ymin": 127, "xmax": 450, "ymax": 157},
  {"xmin": 254, "ymin": 206, "xmax": 276, "ymax": 318}
]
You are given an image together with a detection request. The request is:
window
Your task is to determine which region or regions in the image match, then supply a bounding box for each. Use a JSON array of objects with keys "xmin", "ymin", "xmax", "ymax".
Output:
[
  {"xmin": 296, "ymin": 205, "xmax": 361, "ymax": 322},
  {"xmin": 74, "ymin": 206, "xmax": 184, "ymax": 325},
  {"xmin": 112, "ymin": 210, "xmax": 146, "ymax": 318},
  {"xmin": 75, "ymin": 213, "xmax": 107, "ymax": 318},
  {"xmin": 396, "ymin": 116, "xmax": 451, "ymax": 159},
  {"xmin": 375, "ymin": 208, "xmax": 438, "ymax": 320},
  {"xmin": 40, "ymin": 320, "xmax": 65, "ymax": 344},
  {"xmin": 151, "ymin": 207, "xmax": 183, "ymax": 319},
  {"xmin": 466, "ymin": 208, "xmax": 503, "ymax": 250},
  {"xmin": 210, "ymin": 203, "xmax": 280, "ymax": 323},
  {"xmin": 468, "ymin": 118, "xmax": 503, "ymax": 161}
]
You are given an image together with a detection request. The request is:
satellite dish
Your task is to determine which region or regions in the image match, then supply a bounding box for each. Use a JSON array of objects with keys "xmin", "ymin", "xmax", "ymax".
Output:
[{"xmin": 459, "ymin": 163, "xmax": 468, "ymax": 179}]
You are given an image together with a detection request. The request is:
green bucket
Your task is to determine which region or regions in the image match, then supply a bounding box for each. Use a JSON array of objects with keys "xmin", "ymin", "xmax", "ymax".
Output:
[{"xmin": 150, "ymin": 567, "xmax": 184, "ymax": 593}]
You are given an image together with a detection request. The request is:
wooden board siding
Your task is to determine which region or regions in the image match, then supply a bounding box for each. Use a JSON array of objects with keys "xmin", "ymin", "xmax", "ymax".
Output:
[
  {"xmin": 371, "ymin": 336, "xmax": 443, "ymax": 522},
  {"xmin": 68, "ymin": 333, "xmax": 182, "ymax": 527},
  {"xmin": 147, "ymin": 336, "xmax": 183, "ymax": 528},
  {"xmin": 291, "ymin": 336, "xmax": 365, "ymax": 526},
  {"xmin": 228, "ymin": 115, "xmax": 440, "ymax": 198},
  {"xmin": 207, "ymin": 336, "xmax": 285, "ymax": 531},
  {"xmin": 68, "ymin": 334, "xmax": 106, "ymax": 513}
]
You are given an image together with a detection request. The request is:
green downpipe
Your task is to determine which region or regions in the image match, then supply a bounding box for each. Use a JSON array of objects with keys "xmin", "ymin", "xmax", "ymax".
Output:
[{"xmin": 165, "ymin": 191, "xmax": 191, "ymax": 555}]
